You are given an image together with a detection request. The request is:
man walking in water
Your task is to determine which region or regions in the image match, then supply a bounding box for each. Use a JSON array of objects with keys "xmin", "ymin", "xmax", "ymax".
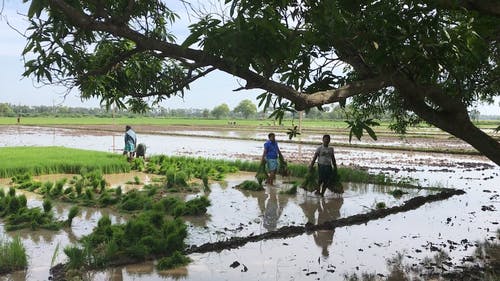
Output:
[
  {"xmin": 262, "ymin": 133, "xmax": 285, "ymax": 186},
  {"xmin": 309, "ymin": 134, "xmax": 338, "ymax": 196},
  {"xmin": 123, "ymin": 125, "xmax": 137, "ymax": 161}
]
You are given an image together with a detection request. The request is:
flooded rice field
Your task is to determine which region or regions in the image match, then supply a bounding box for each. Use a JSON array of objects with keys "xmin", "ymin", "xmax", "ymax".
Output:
[{"xmin": 0, "ymin": 125, "xmax": 498, "ymax": 281}]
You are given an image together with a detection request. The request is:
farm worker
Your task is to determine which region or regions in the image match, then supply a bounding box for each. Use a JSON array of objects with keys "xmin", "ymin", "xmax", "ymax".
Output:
[
  {"xmin": 261, "ymin": 132, "xmax": 285, "ymax": 186},
  {"xmin": 308, "ymin": 134, "xmax": 338, "ymax": 196},
  {"xmin": 123, "ymin": 125, "xmax": 137, "ymax": 160},
  {"xmin": 136, "ymin": 143, "xmax": 147, "ymax": 159}
]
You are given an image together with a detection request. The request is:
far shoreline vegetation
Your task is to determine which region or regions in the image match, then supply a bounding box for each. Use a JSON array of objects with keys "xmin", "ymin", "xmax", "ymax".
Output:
[{"xmin": 0, "ymin": 103, "xmax": 499, "ymax": 126}]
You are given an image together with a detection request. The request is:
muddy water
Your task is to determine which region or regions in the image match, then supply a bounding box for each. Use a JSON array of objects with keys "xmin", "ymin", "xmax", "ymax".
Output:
[{"xmin": 0, "ymin": 125, "xmax": 498, "ymax": 281}]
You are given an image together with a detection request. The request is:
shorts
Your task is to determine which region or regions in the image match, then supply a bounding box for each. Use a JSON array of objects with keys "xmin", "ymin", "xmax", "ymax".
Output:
[
  {"xmin": 266, "ymin": 158, "xmax": 278, "ymax": 172},
  {"xmin": 318, "ymin": 164, "xmax": 333, "ymax": 185},
  {"xmin": 124, "ymin": 142, "xmax": 135, "ymax": 152}
]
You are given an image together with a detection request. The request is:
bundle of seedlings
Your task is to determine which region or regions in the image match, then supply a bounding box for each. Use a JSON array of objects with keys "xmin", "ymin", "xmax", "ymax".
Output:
[
  {"xmin": 278, "ymin": 155, "xmax": 290, "ymax": 177},
  {"xmin": 234, "ymin": 180, "xmax": 264, "ymax": 191},
  {"xmin": 255, "ymin": 161, "xmax": 268, "ymax": 186},
  {"xmin": 326, "ymin": 169, "xmax": 344, "ymax": 194},
  {"xmin": 300, "ymin": 167, "xmax": 318, "ymax": 192}
]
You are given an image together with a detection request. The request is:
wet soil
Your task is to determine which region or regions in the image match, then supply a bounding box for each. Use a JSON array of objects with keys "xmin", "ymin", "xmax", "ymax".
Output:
[{"xmin": 0, "ymin": 125, "xmax": 498, "ymax": 281}]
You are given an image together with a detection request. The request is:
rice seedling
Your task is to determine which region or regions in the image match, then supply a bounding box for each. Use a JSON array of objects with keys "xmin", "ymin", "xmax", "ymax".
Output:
[
  {"xmin": 51, "ymin": 242, "xmax": 60, "ymax": 267},
  {"xmin": 301, "ymin": 168, "xmax": 318, "ymax": 192},
  {"xmin": 115, "ymin": 186, "xmax": 122, "ymax": 197},
  {"xmin": 1, "ymin": 193, "xmax": 62, "ymax": 231},
  {"xmin": 235, "ymin": 180, "xmax": 264, "ymax": 191},
  {"xmin": 255, "ymin": 162, "xmax": 268, "ymax": 186},
  {"xmin": 326, "ymin": 170, "xmax": 344, "ymax": 194},
  {"xmin": 173, "ymin": 196, "xmax": 211, "ymax": 217},
  {"xmin": 202, "ymin": 174, "xmax": 210, "ymax": 192},
  {"xmin": 43, "ymin": 199, "xmax": 52, "ymax": 213},
  {"xmin": 156, "ymin": 251, "xmax": 191, "ymax": 270},
  {"xmin": 66, "ymin": 206, "xmax": 80, "ymax": 227},
  {"xmin": 65, "ymin": 213, "xmax": 188, "ymax": 270},
  {"xmin": 119, "ymin": 189, "xmax": 153, "ymax": 212},
  {"xmin": 389, "ymin": 189, "xmax": 407, "ymax": 198},
  {"xmin": 131, "ymin": 158, "xmax": 145, "ymax": 171},
  {"xmin": 0, "ymin": 236, "xmax": 28, "ymax": 274},
  {"xmin": 0, "ymin": 147, "xmax": 130, "ymax": 178},
  {"xmin": 63, "ymin": 246, "xmax": 86, "ymax": 269},
  {"xmin": 376, "ymin": 202, "xmax": 387, "ymax": 209},
  {"xmin": 280, "ymin": 184, "xmax": 298, "ymax": 195},
  {"xmin": 278, "ymin": 154, "xmax": 290, "ymax": 177}
]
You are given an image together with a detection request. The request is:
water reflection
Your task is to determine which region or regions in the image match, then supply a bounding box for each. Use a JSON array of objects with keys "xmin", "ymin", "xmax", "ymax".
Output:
[
  {"xmin": 260, "ymin": 186, "xmax": 289, "ymax": 231},
  {"xmin": 300, "ymin": 196, "xmax": 343, "ymax": 257}
]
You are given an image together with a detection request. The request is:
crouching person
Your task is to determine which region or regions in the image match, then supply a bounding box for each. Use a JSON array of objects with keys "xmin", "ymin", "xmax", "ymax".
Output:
[{"xmin": 136, "ymin": 143, "xmax": 147, "ymax": 160}]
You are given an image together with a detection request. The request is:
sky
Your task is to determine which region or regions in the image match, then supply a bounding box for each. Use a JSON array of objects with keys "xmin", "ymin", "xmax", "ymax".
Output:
[
  {"xmin": 0, "ymin": 0, "xmax": 260, "ymax": 110},
  {"xmin": 0, "ymin": 1, "xmax": 498, "ymax": 115}
]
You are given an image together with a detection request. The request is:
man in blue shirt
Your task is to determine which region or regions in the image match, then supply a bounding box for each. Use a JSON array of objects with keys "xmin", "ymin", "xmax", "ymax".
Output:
[{"xmin": 261, "ymin": 133, "xmax": 285, "ymax": 186}]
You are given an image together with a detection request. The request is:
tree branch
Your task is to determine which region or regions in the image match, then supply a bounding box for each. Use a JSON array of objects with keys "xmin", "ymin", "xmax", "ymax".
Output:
[
  {"xmin": 129, "ymin": 67, "xmax": 216, "ymax": 99},
  {"xmin": 299, "ymin": 76, "xmax": 390, "ymax": 110},
  {"xmin": 435, "ymin": 0, "xmax": 500, "ymax": 18}
]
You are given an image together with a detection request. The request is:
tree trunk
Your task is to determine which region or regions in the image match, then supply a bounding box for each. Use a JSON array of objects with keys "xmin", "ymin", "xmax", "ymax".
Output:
[{"xmin": 393, "ymin": 75, "xmax": 500, "ymax": 166}]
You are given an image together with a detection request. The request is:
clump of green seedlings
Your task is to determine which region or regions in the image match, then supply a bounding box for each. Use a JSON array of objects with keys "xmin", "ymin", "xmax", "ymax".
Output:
[
  {"xmin": 130, "ymin": 158, "xmax": 145, "ymax": 171},
  {"xmin": 0, "ymin": 236, "xmax": 27, "ymax": 274},
  {"xmin": 280, "ymin": 182, "xmax": 298, "ymax": 195},
  {"xmin": 376, "ymin": 202, "xmax": 387, "ymax": 209},
  {"xmin": 120, "ymin": 189, "xmax": 211, "ymax": 217},
  {"xmin": 146, "ymin": 155, "xmax": 240, "ymax": 187},
  {"xmin": 156, "ymin": 251, "xmax": 191, "ymax": 270},
  {"xmin": 63, "ymin": 212, "xmax": 188, "ymax": 270},
  {"xmin": 235, "ymin": 180, "xmax": 264, "ymax": 191},
  {"xmin": 0, "ymin": 190, "xmax": 78, "ymax": 231},
  {"xmin": 388, "ymin": 189, "xmax": 408, "ymax": 198},
  {"xmin": 126, "ymin": 176, "xmax": 142, "ymax": 185}
]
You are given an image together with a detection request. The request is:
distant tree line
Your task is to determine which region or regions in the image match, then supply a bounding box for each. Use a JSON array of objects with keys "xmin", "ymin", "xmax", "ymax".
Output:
[{"xmin": 1, "ymin": 100, "xmax": 497, "ymax": 121}]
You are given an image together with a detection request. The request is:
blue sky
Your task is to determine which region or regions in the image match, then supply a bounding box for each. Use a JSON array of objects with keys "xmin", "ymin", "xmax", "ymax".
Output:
[
  {"xmin": 0, "ymin": 1, "xmax": 498, "ymax": 114},
  {"xmin": 0, "ymin": 1, "xmax": 260, "ymax": 110}
]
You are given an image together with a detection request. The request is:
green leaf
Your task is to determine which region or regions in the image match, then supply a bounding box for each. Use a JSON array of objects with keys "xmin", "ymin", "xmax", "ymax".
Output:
[
  {"xmin": 27, "ymin": 0, "xmax": 43, "ymax": 18},
  {"xmin": 181, "ymin": 30, "xmax": 203, "ymax": 48},
  {"xmin": 362, "ymin": 124, "xmax": 377, "ymax": 141}
]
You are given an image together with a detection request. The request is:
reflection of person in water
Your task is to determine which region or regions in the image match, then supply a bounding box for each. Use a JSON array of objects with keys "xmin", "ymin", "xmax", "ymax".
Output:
[
  {"xmin": 259, "ymin": 186, "xmax": 289, "ymax": 231},
  {"xmin": 300, "ymin": 196, "xmax": 343, "ymax": 257}
]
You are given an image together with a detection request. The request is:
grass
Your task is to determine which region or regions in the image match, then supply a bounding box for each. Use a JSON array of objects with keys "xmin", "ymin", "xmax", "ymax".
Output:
[
  {"xmin": 0, "ymin": 236, "xmax": 28, "ymax": 274},
  {"xmin": 0, "ymin": 147, "xmax": 130, "ymax": 178}
]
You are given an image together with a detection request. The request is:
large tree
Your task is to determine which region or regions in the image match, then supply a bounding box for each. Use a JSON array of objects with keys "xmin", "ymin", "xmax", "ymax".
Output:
[
  {"xmin": 211, "ymin": 103, "xmax": 230, "ymax": 119},
  {"xmin": 20, "ymin": 0, "xmax": 500, "ymax": 164},
  {"xmin": 233, "ymin": 99, "xmax": 257, "ymax": 119}
]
